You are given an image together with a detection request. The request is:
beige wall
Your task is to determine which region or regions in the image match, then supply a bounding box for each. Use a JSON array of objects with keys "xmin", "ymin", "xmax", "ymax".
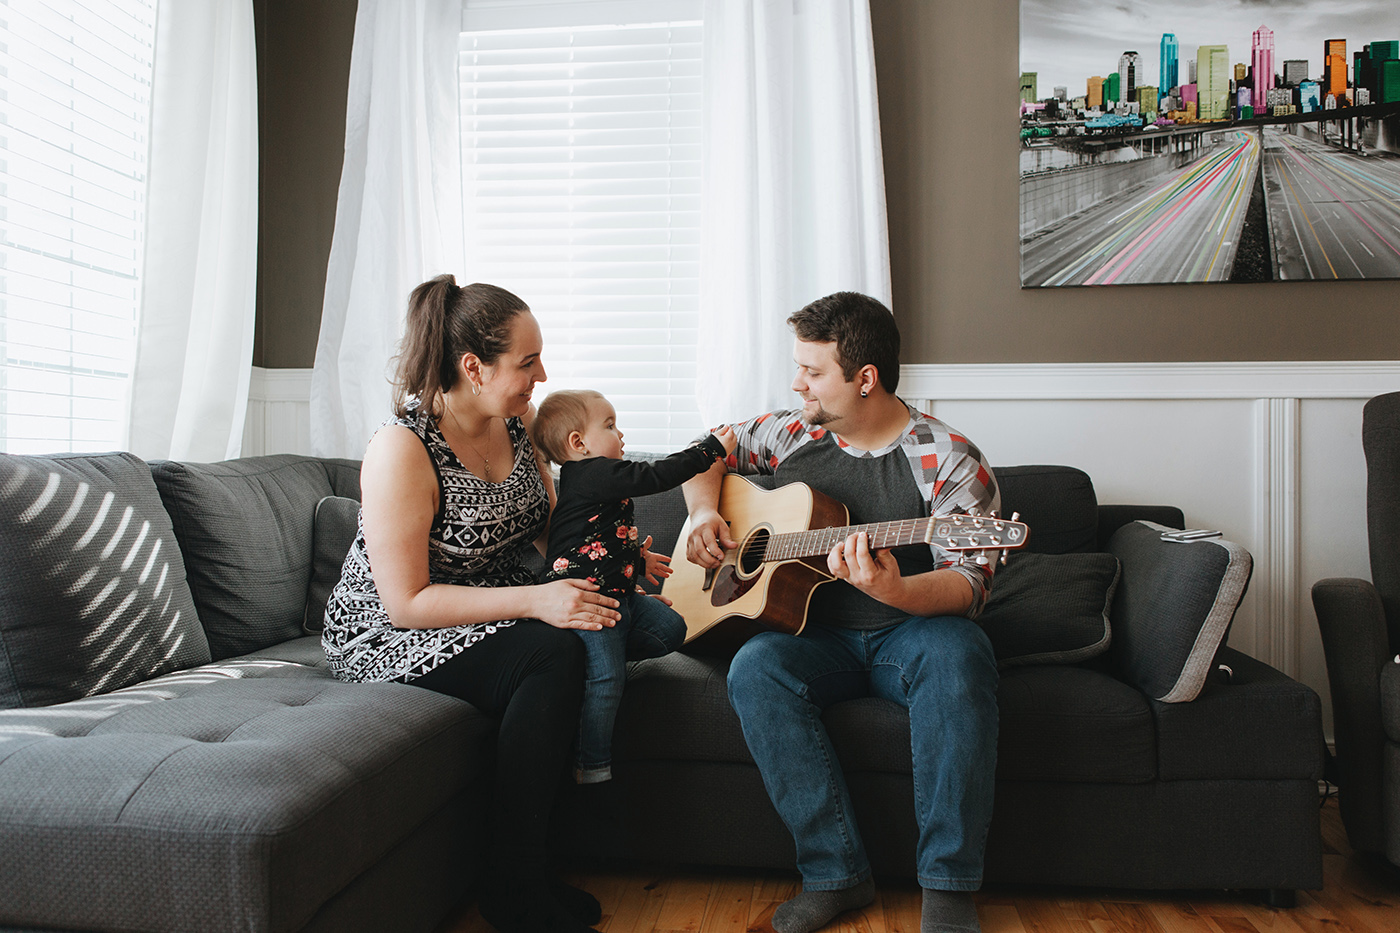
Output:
[
  {"xmin": 251, "ymin": 0, "xmax": 1400, "ymax": 368},
  {"xmin": 870, "ymin": 0, "xmax": 1400, "ymax": 363},
  {"xmin": 252, "ymin": 0, "xmax": 356, "ymax": 368}
]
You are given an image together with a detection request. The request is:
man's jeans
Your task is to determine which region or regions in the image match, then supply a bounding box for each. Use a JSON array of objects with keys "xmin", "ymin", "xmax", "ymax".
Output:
[
  {"xmin": 726, "ymin": 616, "xmax": 999, "ymax": 891},
  {"xmin": 574, "ymin": 591, "xmax": 687, "ymax": 783}
]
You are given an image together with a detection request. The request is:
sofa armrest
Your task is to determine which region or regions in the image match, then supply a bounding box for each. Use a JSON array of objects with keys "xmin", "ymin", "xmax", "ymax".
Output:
[
  {"xmin": 1151, "ymin": 646, "xmax": 1324, "ymax": 782},
  {"xmin": 1312, "ymin": 576, "xmax": 1393, "ymax": 854}
]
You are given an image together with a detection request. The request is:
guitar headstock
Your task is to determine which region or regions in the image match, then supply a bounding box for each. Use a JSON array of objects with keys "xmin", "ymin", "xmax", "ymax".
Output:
[{"xmin": 926, "ymin": 511, "xmax": 1029, "ymax": 565}]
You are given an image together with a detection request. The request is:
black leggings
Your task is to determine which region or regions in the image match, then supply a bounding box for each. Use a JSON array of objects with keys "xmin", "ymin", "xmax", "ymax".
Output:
[{"xmin": 412, "ymin": 620, "xmax": 585, "ymax": 875}]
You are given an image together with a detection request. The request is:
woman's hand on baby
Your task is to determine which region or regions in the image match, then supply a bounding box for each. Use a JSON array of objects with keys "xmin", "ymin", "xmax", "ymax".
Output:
[
  {"xmin": 713, "ymin": 425, "xmax": 738, "ymax": 456},
  {"xmin": 639, "ymin": 534, "xmax": 673, "ymax": 586},
  {"xmin": 532, "ymin": 579, "xmax": 620, "ymax": 631}
]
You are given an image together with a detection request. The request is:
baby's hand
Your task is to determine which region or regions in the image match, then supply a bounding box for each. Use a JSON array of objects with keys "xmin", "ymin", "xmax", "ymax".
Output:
[{"xmin": 713, "ymin": 424, "xmax": 738, "ymax": 456}]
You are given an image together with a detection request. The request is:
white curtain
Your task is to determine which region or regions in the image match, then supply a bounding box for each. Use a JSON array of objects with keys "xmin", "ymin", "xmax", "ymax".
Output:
[
  {"xmin": 310, "ymin": 0, "xmax": 464, "ymax": 459},
  {"xmin": 127, "ymin": 0, "xmax": 259, "ymax": 462},
  {"xmin": 697, "ymin": 0, "xmax": 891, "ymax": 425}
]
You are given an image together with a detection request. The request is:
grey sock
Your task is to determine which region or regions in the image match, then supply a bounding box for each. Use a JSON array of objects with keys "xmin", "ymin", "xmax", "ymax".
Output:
[
  {"xmin": 772, "ymin": 879, "xmax": 876, "ymax": 933},
  {"xmin": 921, "ymin": 888, "xmax": 980, "ymax": 933}
]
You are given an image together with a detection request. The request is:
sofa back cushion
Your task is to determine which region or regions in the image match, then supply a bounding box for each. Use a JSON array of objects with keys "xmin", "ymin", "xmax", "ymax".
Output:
[
  {"xmin": 305, "ymin": 495, "xmax": 362, "ymax": 633},
  {"xmin": 1107, "ymin": 520, "xmax": 1252, "ymax": 702},
  {"xmin": 994, "ymin": 465, "xmax": 1099, "ymax": 555},
  {"xmin": 0, "ymin": 452, "xmax": 210, "ymax": 707},
  {"xmin": 150, "ymin": 456, "xmax": 361, "ymax": 659}
]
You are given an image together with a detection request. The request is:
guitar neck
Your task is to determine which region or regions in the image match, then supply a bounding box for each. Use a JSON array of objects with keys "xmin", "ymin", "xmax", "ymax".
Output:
[{"xmin": 765, "ymin": 519, "xmax": 930, "ymax": 562}]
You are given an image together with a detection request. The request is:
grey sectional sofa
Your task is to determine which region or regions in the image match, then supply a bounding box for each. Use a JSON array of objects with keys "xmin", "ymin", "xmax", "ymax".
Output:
[
  {"xmin": 0, "ymin": 454, "xmax": 492, "ymax": 933},
  {"xmin": 0, "ymin": 453, "xmax": 1325, "ymax": 933}
]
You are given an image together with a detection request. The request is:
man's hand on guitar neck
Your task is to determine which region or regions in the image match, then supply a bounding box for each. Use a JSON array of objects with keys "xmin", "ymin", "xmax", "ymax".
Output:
[
  {"xmin": 829, "ymin": 530, "xmax": 978, "ymax": 619},
  {"xmin": 827, "ymin": 531, "xmax": 903, "ymax": 605}
]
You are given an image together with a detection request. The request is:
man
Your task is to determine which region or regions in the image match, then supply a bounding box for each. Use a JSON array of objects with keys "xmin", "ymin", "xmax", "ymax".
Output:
[{"xmin": 682, "ymin": 292, "xmax": 999, "ymax": 933}]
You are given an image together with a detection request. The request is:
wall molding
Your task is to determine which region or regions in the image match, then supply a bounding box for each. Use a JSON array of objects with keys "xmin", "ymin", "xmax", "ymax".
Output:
[
  {"xmin": 248, "ymin": 366, "xmax": 314, "ymax": 404},
  {"xmin": 900, "ymin": 360, "xmax": 1400, "ymax": 401}
]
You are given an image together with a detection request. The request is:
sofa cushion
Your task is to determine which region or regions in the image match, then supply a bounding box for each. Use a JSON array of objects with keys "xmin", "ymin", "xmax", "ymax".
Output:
[
  {"xmin": 0, "ymin": 452, "xmax": 209, "ymax": 708},
  {"xmin": 616, "ymin": 649, "xmax": 1155, "ymax": 784},
  {"xmin": 994, "ymin": 465, "xmax": 1099, "ymax": 555},
  {"xmin": 150, "ymin": 455, "xmax": 361, "ymax": 659},
  {"xmin": 1382, "ymin": 655, "xmax": 1400, "ymax": 745},
  {"xmin": 1107, "ymin": 520, "xmax": 1252, "ymax": 703},
  {"xmin": 978, "ymin": 552, "xmax": 1118, "ymax": 668},
  {"xmin": 305, "ymin": 495, "xmax": 361, "ymax": 634},
  {"xmin": 0, "ymin": 638, "xmax": 493, "ymax": 933}
]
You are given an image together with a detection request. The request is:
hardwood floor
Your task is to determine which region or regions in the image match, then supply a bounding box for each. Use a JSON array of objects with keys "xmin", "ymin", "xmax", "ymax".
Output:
[{"xmin": 436, "ymin": 795, "xmax": 1400, "ymax": 933}]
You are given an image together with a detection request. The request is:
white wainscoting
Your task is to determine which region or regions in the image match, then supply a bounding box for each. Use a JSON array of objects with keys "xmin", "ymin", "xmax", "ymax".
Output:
[
  {"xmin": 243, "ymin": 367, "xmax": 314, "ymax": 458},
  {"xmin": 246, "ymin": 362, "xmax": 1400, "ymax": 739}
]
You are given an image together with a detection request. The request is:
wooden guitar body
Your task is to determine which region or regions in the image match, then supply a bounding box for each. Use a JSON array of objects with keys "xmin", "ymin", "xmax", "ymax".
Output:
[
  {"xmin": 663, "ymin": 476, "xmax": 848, "ymax": 652},
  {"xmin": 662, "ymin": 475, "xmax": 1029, "ymax": 653}
]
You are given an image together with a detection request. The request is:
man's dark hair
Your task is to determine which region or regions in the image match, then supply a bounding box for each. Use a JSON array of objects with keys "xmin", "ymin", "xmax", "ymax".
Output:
[{"xmin": 786, "ymin": 291, "xmax": 901, "ymax": 394}]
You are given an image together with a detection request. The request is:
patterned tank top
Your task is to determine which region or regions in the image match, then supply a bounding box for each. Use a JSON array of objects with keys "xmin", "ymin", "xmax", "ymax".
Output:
[{"xmin": 321, "ymin": 405, "xmax": 550, "ymax": 683}]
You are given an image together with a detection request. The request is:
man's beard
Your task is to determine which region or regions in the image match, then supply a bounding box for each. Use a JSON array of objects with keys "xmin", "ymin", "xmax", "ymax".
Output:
[{"xmin": 805, "ymin": 402, "xmax": 838, "ymax": 426}]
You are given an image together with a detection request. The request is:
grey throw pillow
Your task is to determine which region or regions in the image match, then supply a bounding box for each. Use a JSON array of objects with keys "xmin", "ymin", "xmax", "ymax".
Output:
[
  {"xmin": 977, "ymin": 552, "xmax": 1119, "ymax": 668},
  {"xmin": 305, "ymin": 495, "xmax": 360, "ymax": 633},
  {"xmin": 0, "ymin": 452, "xmax": 210, "ymax": 708},
  {"xmin": 1107, "ymin": 520, "xmax": 1252, "ymax": 703}
]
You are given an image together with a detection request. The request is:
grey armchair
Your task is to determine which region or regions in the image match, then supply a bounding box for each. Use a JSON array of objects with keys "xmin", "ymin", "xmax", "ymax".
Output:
[{"xmin": 1313, "ymin": 391, "xmax": 1400, "ymax": 866}]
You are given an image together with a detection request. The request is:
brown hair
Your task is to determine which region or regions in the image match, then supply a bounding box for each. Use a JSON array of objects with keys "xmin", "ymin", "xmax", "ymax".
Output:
[
  {"xmin": 787, "ymin": 292, "xmax": 901, "ymax": 394},
  {"xmin": 531, "ymin": 389, "xmax": 604, "ymax": 465},
  {"xmin": 392, "ymin": 275, "xmax": 531, "ymax": 418}
]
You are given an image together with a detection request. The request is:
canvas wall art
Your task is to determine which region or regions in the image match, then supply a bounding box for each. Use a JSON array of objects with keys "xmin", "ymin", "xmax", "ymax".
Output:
[{"xmin": 1019, "ymin": 0, "xmax": 1400, "ymax": 286}]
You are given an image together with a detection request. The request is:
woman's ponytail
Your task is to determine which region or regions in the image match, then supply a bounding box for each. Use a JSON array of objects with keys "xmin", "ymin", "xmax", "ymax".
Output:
[{"xmin": 391, "ymin": 276, "xmax": 529, "ymax": 418}]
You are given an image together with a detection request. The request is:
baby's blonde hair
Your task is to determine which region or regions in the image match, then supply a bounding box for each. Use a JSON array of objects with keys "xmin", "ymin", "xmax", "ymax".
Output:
[{"xmin": 532, "ymin": 389, "xmax": 605, "ymax": 465}]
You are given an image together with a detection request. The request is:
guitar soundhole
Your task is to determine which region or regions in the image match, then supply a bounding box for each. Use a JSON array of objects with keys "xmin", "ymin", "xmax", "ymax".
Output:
[{"xmin": 738, "ymin": 528, "xmax": 769, "ymax": 576}]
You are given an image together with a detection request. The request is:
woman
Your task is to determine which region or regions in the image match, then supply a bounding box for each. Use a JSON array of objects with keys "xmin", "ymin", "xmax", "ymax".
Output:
[{"xmin": 321, "ymin": 275, "xmax": 617, "ymax": 933}]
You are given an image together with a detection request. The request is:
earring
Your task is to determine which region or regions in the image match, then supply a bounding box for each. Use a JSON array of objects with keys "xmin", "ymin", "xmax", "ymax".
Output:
[
  {"xmin": 471, "ymin": 383, "xmax": 481, "ymax": 396},
  {"xmin": 861, "ymin": 389, "xmax": 868, "ymax": 398}
]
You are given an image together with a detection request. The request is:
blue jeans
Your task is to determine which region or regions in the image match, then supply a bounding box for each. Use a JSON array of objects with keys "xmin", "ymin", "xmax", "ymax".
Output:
[
  {"xmin": 574, "ymin": 591, "xmax": 687, "ymax": 782},
  {"xmin": 726, "ymin": 617, "xmax": 999, "ymax": 891}
]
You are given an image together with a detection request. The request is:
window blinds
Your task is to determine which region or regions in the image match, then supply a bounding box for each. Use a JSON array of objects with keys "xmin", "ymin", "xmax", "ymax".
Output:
[
  {"xmin": 0, "ymin": 0, "xmax": 156, "ymax": 454},
  {"xmin": 459, "ymin": 17, "xmax": 705, "ymax": 452}
]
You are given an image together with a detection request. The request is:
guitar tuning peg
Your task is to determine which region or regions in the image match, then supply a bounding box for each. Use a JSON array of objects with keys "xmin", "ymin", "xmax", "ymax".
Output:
[
  {"xmin": 974, "ymin": 553, "xmax": 990, "ymax": 565},
  {"xmin": 1010, "ymin": 511, "xmax": 1020, "ymax": 522},
  {"xmin": 1000, "ymin": 549, "xmax": 1009, "ymax": 565}
]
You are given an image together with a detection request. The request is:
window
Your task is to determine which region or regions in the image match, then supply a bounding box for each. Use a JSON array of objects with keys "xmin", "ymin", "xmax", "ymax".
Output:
[
  {"xmin": 0, "ymin": 0, "xmax": 156, "ymax": 454},
  {"xmin": 460, "ymin": 1, "xmax": 703, "ymax": 451}
]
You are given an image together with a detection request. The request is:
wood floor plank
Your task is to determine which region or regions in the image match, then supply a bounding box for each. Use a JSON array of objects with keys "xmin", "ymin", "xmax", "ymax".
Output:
[
  {"xmin": 700, "ymin": 875, "xmax": 757, "ymax": 933},
  {"xmin": 654, "ymin": 872, "xmax": 713, "ymax": 933}
]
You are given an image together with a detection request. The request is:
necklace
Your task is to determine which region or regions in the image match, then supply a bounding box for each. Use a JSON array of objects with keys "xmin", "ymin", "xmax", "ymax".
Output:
[{"xmin": 445, "ymin": 405, "xmax": 498, "ymax": 482}]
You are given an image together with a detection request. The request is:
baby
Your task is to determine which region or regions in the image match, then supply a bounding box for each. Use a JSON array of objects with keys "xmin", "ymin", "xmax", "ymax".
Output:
[{"xmin": 532, "ymin": 389, "xmax": 736, "ymax": 783}]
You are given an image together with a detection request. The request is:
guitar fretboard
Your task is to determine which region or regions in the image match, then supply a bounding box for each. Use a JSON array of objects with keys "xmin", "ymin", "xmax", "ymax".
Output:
[{"xmin": 763, "ymin": 519, "xmax": 931, "ymax": 562}]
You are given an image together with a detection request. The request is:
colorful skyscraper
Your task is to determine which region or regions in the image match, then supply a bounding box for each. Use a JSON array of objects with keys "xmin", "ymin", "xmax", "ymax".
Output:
[
  {"xmin": 1105, "ymin": 72, "xmax": 1121, "ymax": 104},
  {"xmin": 1252, "ymin": 26, "xmax": 1274, "ymax": 94},
  {"xmin": 1324, "ymin": 39, "xmax": 1348, "ymax": 100},
  {"xmin": 1087, "ymin": 76, "xmax": 1105, "ymax": 109},
  {"xmin": 1161, "ymin": 33, "xmax": 1179, "ymax": 95},
  {"xmin": 1197, "ymin": 45, "xmax": 1230, "ymax": 119},
  {"xmin": 1020, "ymin": 72, "xmax": 1038, "ymax": 103}
]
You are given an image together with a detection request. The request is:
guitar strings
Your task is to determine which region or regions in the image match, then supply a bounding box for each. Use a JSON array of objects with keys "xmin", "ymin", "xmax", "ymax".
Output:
[{"xmin": 730, "ymin": 516, "xmax": 1017, "ymax": 562}]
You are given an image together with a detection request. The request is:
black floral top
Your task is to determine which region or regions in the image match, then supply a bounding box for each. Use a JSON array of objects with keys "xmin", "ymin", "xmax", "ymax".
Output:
[{"xmin": 543, "ymin": 436, "xmax": 726, "ymax": 597}]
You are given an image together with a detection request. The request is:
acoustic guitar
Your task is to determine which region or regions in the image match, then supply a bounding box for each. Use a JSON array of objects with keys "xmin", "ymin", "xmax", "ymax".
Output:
[{"xmin": 662, "ymin": 475, "xmax": 1029, "ymax": 651}]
